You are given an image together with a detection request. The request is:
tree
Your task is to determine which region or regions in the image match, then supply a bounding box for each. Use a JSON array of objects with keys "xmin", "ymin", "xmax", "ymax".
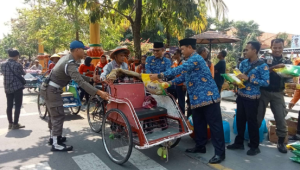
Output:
[
  {"xmin": 233, "ymin": 20, "xmax": 263, "ymax": 52},
  {"xmin": 61, "ymin": 0, "xmax": 228, "ymax": 58},
  {"xmin": 277, "ymin": 32, "xmax": 291, "ymax": 48}
]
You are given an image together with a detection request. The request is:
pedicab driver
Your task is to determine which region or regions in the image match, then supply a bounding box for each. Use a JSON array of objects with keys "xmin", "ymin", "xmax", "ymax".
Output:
[
  {"xmin": 149, "ymin": 38, "xmax": 226, "ymax": 164},
  {"xmin": 40, "ymin": 40, "xmax": 109, "ymax": 152},
  {"xmin": 100, "ymin": 47, "xmax": 129, "ymax": 81}
]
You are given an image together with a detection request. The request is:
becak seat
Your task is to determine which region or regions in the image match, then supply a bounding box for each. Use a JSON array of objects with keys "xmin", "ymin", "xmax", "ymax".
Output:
[{"xmin": 109, "ymin": 83, "xmax": 167, "ymax": 120}]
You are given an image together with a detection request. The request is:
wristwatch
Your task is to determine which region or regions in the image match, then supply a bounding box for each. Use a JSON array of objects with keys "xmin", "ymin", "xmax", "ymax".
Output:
[{"xmin": 157, "ymin": 73, "xmax": 164, "ymax": 79}]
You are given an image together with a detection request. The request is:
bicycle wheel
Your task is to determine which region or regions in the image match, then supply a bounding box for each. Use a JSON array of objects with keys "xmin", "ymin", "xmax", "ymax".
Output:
[
  {"xmin": 37, "ymin": 94, "xmax": 47, "ymax": 119},
  {"xmin": 102, "ymin": 109, "xmax": 133, "ymax": 165},
  {"xmin": 87, "ymin": 97, "xmax": 104, "ymax": 133},
  {"xmin": 70, "ymin": 106, "xmax": 81, "ymax": 115}
]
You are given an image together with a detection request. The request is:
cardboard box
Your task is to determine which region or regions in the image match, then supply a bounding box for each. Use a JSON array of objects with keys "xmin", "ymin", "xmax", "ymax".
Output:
[
  {"xmin": 268, "ymin": 120, "xmax": 288, "ymax": 144},
  {"xmin": 287, "ymin": 117, "xmax": 299, "ymax": 136}
]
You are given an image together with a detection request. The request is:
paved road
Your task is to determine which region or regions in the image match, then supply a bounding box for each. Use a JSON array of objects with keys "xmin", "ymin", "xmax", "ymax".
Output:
[{"xmin": 0, "ymin": 75, "xmax": 299, "ymax": 170}]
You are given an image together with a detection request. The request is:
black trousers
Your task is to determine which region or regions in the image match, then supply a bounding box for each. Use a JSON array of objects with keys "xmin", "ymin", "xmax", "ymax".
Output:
[
  {"xmin": 186, "ymin": 94, "xmax": 192, "ymax": 118},
  {"xmin": 176, "ymin": 86, "xmax": 186, "ymax": 114},
  {"xmin": 6, "ymin": 88, "xmax": 23, "ymax": 124},
  {"xmin": 297, "ymin": 111, "xmax": 300, "ymax": 135},
  {"xmin": 235, "ymin": 96, "xmax": 259, "ymax": 148},
  {"xmin": 79, "ymin": 87, "xmax": 90, "ymax": 102},
  {"xmin": 192, "ymin": 102, "xmax": 225, "ymax": 156}
]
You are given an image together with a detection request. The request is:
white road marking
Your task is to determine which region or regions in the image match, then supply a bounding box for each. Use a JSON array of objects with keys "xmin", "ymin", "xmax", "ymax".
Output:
[
  {"xmin": 19, "ymin": 162, "xmax": 51, "ymax": 170},
  {"xmin": 116, "ymin": 147, "xmax": 167, "ymax": 170},
  {"xmin": 0, "ymin": 112, "xmax": 39, "ymax": 119},
  {"xmin": 0, "ymin": 128, "xmax": 8, "ymax": 136},
  {"xmin": 72, "ymin": 153, "xmax": 111, "ymax": 170}
]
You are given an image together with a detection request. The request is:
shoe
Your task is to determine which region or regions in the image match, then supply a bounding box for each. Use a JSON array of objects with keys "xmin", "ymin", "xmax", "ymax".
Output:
[
  {"xmin": 247, "ymin": 148, "xmax": 260, "ymax": 156},
  {"xmin": 51, "ymin": 144, "xmax": 73, "ymax": 152},
  {"xmin": 8, "ymin": 124, "xmax": 12, "ymax": 130},
  {"xmin": 277, "ymin": 143, "xmax": 287, "ymax": 153},
  {"xmin": 277, "ymin": 137, "xmax": 287, "ymax": 153},
  {"xmin": 12, "ymin": 124, "xmax": 25, "ymax": 130},
  {"xmin": 227, "ymin": 143, "xmax": 244, "ymax": 150},
  {"xmin": 288, "ymin": 135, "xmax": 300, "ymax": 141},
  {"xmin": 185, "ymin": 147, "xmax": 206, "ymax": 153},
  {"xmin": 48, "ymin": 136, "xmax": 67, "ymax": 145},
  {"xmin": 209, "ymin": 154, "xmax": 225, "ymax": 164}
]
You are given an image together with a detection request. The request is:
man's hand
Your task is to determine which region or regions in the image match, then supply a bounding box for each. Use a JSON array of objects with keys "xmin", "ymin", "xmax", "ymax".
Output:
[
  {"xmin": 150, "ymin": 74, "xmax": 159, "ymax": 81},
  {"xmin": 274, "ymin": 64, "xmax": 285, "ymax": 69},
  {"xmin": 270, "ymin": 64, "xmax": 285, "ymax": 72},
  {"xmin": 236, "ymin": 74, "xmax": 248, "ymax": 81},
  {"xmin": 285, "ymin": 83, "xmax": 297, "ymax": 90},
  {"xmin": 288, "ymin": 102, "xmax": 295, "ymax": 109},
  {"xmin": 96, "ymin": 90, "xmax": 109, "ymax": 100},
  {"xmin": 93, "ymin": 74, "xmax": 100, "ymax": 83}
]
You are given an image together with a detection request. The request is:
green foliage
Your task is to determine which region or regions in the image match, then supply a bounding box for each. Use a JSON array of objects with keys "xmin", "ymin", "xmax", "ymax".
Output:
[
  {"xmin": 277, "ymin": 32, "xmax": 292, "ymax": 48},
  {"xmin": 233, "ymin": 20, "xmax": 263, "ymax": 52}
]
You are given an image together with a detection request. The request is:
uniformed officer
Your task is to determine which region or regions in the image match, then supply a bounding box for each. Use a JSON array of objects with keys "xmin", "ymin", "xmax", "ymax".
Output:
[
  {"xmin": 257, "ymin": 38, "xmax": 292, "ymax": 153},
  {"xmin": 145, "ymin": 42, "xmax": 172, "ymax": 74},
  {"xmin": 40, "ymin": 40, "xmax": 109, "ymax": 151},
  {"xmin": 149, "ymin": 38, "xmax": 225, "ymax": 164},
  {"xmin": 227, "ymin": 41, "xmax": 269, "ymax": 156}
]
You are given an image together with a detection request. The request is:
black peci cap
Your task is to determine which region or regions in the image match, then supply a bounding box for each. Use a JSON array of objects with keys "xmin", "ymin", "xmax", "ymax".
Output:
[
  {"xmin": 153, "ymin": 42, "xmax": 164, "ymax": 48},
  {"xmin": 179, "ymin": 38, "xmax": 196, "ymax": 47}
]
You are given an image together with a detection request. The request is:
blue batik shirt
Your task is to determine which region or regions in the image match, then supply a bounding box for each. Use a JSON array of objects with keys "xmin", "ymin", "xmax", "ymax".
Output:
[
  {"xmin": 163, "ymin": 52, "xmax": 220, "ymax": 109},
  {"xmin": 145, "ymin": 56, "xmax": 172, "ymax": 74},
  {"xmin": 238, "ymin": 59, "xmax": 270, "ymax": 99}
]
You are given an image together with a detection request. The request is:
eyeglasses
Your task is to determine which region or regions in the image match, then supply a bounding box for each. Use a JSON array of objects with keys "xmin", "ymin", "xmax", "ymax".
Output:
[{"xmin": 153, "ymin": 50, "xmax": 161, "ymax": 52}]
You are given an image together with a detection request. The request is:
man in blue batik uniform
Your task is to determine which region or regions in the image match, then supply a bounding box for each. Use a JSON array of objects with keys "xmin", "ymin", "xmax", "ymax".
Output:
[
  {"xmin": 146, "ymin": 42, "xmax": 172, "ymax": 74},
  {"xmin": 149, "ymin": 38, "xmax": 225, "ymax": 164},
  {"xmin": 227, "ymin": 41, "xmax": 269, "ymax": 156}
]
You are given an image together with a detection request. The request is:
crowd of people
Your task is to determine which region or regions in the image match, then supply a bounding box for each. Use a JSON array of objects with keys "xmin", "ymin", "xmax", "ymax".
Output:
[{"xmin": 0, "ymin": 38, "xmax": 299, "ymax": 165}]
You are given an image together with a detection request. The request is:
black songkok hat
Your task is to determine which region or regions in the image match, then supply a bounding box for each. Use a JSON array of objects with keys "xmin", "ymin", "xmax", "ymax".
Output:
[
  {"xmin": 179, "ymin": 38, "xmax": 196, "ymax": 47},
  {"xmin": 153, "ymin": 42, "xmax": 164, "ymax": 48}
]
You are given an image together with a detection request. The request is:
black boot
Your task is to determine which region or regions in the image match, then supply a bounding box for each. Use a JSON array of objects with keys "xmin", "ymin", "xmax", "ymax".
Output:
[
  {"xmin": 288, "ymin": 135, "xmax": 300, "ymax": 141},
  {"xmin": 48, "ymin": 136, "xmax": 67, "ymax": 145},
  {"xmin": 277, "ymin": 137, "xmax": 287, "ymax": 153}
]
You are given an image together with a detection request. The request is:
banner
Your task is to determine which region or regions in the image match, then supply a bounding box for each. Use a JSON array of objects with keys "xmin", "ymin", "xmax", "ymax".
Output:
[{"xmin": 291, "ymin": 35, "xmax": 300, "ymax": 48}]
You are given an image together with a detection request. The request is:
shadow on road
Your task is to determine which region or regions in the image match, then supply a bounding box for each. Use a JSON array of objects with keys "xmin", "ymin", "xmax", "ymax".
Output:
[{"xmin": 5, "ymin": 129, "xmax": 32, "ymax": 138}]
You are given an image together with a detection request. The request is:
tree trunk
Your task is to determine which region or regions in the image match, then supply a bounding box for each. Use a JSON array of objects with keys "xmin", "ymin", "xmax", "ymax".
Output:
[
  {"xmin": 76, "ymin": 31, "xmax": 79, "ymax": 41},
  {"xmin": 75, "ymin": 6, "xmax": 79, "ymax": 40},
  {"xmin": 133, "ymin": 0, "xmax": 142, "ymax": 59},
  {"xmin": 166, "ymin": 28, "xmax": 170, "ymax": 48}
]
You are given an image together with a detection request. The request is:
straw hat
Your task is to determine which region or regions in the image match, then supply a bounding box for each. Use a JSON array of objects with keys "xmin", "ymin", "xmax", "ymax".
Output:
[
  {"xmin": 50, "ymin": 54, "xmax": 60, "ymax": 61},
  {"xmin": 110, "ymin": 47, "xmax": 130, "ymax": 60}
]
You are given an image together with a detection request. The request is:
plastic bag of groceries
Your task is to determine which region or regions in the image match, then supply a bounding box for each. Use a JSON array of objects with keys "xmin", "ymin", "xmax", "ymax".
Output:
[
  {"xmin": 287, "ymin": 141, "xmax": 300, "ymax": 164},
  {"xmin": 141, "ymin": 74, "xmax": 170, "ymax": 95},
  {"xmin": 221, "ymin": 73, "xmax": 246, "ymax": 89},
  {"xmin": 273, "ymin": 64, "xmax": 300, "ymax": 78}
]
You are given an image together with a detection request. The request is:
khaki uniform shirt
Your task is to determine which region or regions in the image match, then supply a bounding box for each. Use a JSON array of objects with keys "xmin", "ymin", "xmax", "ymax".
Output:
[{"xmin": 50, "ymin": 54, "xmax": 98, "ymax": 96}]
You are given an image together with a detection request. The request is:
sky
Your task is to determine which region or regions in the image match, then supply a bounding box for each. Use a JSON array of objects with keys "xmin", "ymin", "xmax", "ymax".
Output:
[{"xmin": 1, "ymin": 0, "xmax": 300, "ymax": 39}]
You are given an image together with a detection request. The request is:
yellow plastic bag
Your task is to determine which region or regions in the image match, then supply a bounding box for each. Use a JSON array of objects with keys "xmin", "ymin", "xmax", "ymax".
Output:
[
  {"xmin": 222, "ymin": 73, "xmax": 245, "ymax": 89},
  {"xmin": 141, "ymin": 74, "xmax": 170, "ymax": 95}
]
